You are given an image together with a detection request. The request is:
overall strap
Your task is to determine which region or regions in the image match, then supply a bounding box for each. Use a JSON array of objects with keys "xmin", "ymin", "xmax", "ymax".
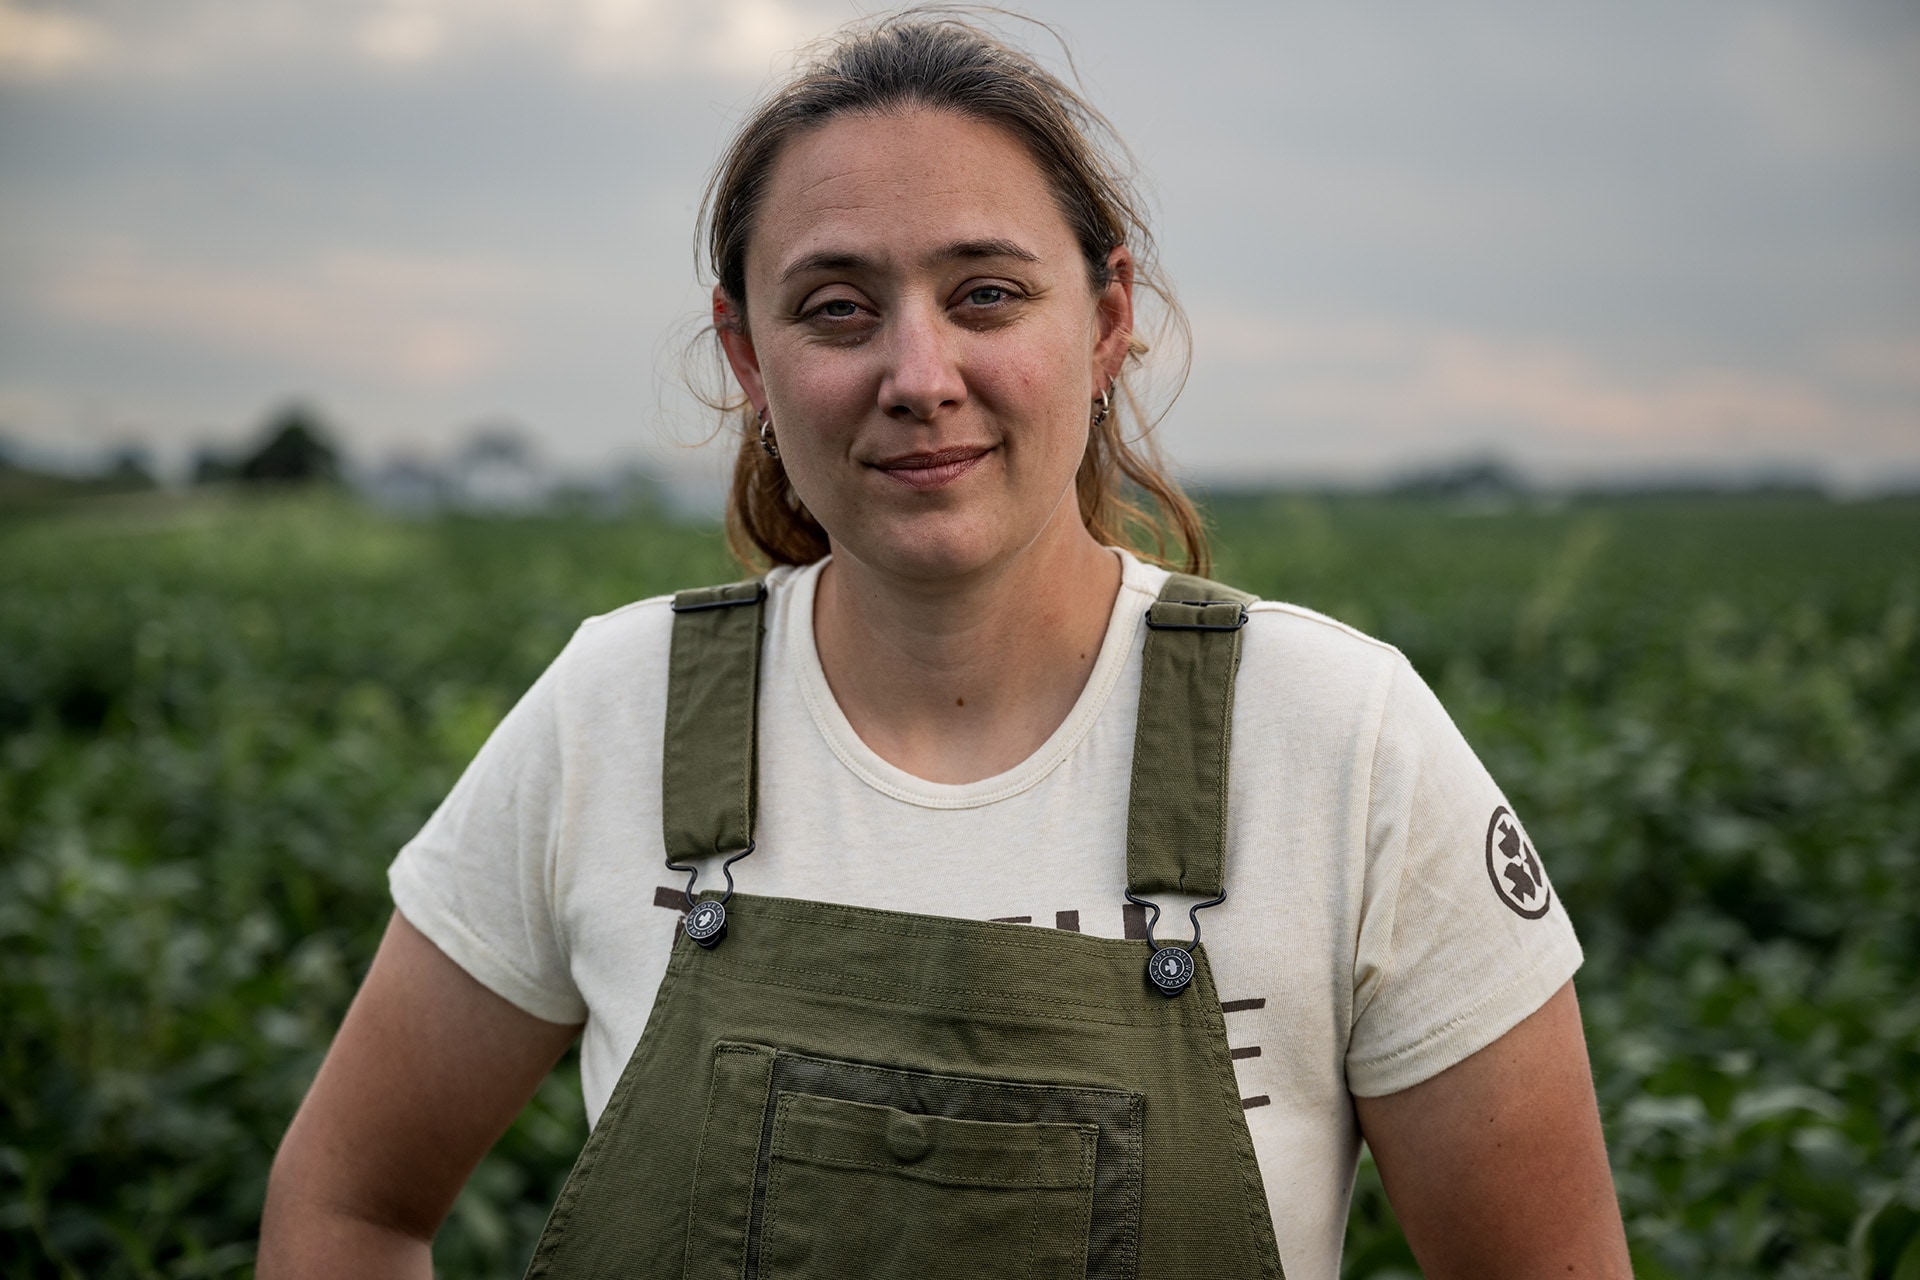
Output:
[
  {"xmin": 1126, "ymin": 572, "xmax": 1256, "ymax": 899},
  {"xmin": 662, "ymin": 581, "xmax": 767, "ymax": 866}
]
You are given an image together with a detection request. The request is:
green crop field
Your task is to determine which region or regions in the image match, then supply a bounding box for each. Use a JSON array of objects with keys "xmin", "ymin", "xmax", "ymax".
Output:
[{"xmin": 3, "ymin": 491, "xmax": 1917, "ymax": 1278}]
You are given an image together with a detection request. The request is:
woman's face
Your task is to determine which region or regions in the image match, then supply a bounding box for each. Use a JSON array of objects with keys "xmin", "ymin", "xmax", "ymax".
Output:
[{"xmin": 717, "ymin": 107, "xmax": 1134, "ymax": 583}]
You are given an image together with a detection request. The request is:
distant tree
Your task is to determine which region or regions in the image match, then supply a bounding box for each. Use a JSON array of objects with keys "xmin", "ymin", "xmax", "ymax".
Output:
[
  {"xmin": 0, "ymin": 455, "xmax": 77, "ymax": 505},
  {"xmin": 100, "ymin": 447, "xmax": 157, "ymax": 493},
  {"xmin": 236, "ymin": 405, "xmax": 343, "ymax": 486},
  {"xmin": 0, "ymin": 440, "xmax": 156, "ymax": 505},
  {"xmin": 192, "ymin": 448, "xmax": 239, "ymax": 486}
]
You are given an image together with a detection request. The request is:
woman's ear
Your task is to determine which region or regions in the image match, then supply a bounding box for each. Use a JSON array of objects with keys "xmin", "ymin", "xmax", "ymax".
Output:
[
  {"xmin": 714, "ymin": 285, "xmax": 768, "ymax": 412},
  {"xmin": 1092, "ymin": 246, "xmax": 1137, "ymax": 388}
]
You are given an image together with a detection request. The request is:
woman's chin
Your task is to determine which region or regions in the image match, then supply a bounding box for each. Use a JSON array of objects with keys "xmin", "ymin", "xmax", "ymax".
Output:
[{"xmin": 830, "ymin": 510, "xmax": 1036, "ymax": 586}]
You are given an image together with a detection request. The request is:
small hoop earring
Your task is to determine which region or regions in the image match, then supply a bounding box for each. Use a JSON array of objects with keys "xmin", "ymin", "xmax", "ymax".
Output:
[
  {"xmin": 757, "ymin": 407, "xmax": 779, "ymax": 460},
  {"xmin": 1091, "ymin": 385, "xmax": 1112, "ymax": 428}
]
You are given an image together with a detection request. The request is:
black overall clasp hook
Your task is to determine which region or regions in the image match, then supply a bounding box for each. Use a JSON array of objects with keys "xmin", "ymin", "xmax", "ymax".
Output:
[
  {"xmin": 1124, "ymin": 888, "xmax": 1225, "ymax": 996},
  {"xmin": 664, "ymin": 840, "xmax": 755, "ymax": 949}
]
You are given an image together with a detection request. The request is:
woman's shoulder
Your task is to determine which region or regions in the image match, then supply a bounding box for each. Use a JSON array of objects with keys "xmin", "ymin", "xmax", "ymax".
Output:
[
  {"xmin": 1123, "ymin": 552, "xmax": 1409, "ymax": 702},
  {"xmin": 566, "ymin": 590, "xmax": 678, "ymax": 661},
  {"xmin": 556, "ymin": 565, "xmax": 806, "ymax": 683},
  {"xmin": 1242, "ymin": 597, "xmax": 1403, "ymax": 670},
  {"xmin": 1232, "ymin": 594, "xmax": 1413, "ymax": 735}
]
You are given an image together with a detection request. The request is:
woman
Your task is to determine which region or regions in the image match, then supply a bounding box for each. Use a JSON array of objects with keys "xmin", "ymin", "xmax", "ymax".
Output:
[{"xmin": 260, "ymin": 14, "xmax": 1630, "ymax": 1278}]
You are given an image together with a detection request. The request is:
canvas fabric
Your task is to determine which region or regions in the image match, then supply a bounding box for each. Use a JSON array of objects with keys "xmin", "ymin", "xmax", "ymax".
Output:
[
  {"xmin": 523, "ymin": 571, "xmax": 1283, "ymax": 1276},
  {"xmin": 390, "ymin": 549, "xmax": 1585, "ymax": 1279},
  {"xmin": 523, "ymin": 898, "xmax": 1284, "ymax": 1279}
]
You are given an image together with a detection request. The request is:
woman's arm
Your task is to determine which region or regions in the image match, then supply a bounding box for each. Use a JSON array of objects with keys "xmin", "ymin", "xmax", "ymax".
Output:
[
  {"xmin": 258, "ymin": 913, "xmax": 581, "ymax": 1279},
  {"xmin": 1355, "ymin": 980, "xmax": 1631, "ymax": 1279}
]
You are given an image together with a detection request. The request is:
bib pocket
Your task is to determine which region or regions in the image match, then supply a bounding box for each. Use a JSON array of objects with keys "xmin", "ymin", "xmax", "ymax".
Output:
[
  {"xmin": 683, "ymin": 1042, "xmax": 1145, "ymax": 1280},
  {"xmin": 760, "ymin": 1092, "xmax": 1095, "ymax": 1278}
]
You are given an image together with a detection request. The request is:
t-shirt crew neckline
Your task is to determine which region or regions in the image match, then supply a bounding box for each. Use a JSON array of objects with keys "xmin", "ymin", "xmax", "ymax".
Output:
[{"xmin": 785, "ymin": 548, "xmax": 1162, "ymax": 811}]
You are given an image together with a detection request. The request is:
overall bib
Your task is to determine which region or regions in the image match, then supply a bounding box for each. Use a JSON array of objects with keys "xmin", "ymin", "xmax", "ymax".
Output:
[{"xmin": 524, "ymin": 575, "xmax": 1286, "ymax": 1280}]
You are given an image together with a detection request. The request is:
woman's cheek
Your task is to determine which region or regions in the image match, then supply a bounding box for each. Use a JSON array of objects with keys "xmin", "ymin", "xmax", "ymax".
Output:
[
  {"xmin": 778, "ymin": 443, "xmax": 841, "ymax": 533},
  {"xmin": 782, "ymin": 355, "xmax": 869, "ymax": 444}
]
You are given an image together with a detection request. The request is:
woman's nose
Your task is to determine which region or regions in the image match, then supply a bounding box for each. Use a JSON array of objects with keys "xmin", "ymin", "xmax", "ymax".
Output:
[{"xmin": 877, "ymin": 303, "xmax": 967, "ymax": 423}]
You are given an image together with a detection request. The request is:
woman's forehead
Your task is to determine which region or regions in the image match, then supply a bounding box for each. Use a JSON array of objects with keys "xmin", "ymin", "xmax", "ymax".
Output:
[{"xmin": 746, "ymin": 108, "xmax": 1078, "ymax": 284}]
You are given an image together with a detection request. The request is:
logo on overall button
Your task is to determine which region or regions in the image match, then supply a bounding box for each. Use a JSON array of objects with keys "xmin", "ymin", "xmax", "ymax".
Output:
[
  {"xmin": 684, "ymin": 899, "xmax": 728, "ymax": 947},
  {"xmin": 1148, "ymin": 946, "xmax": 1195, "ymax": 996}
]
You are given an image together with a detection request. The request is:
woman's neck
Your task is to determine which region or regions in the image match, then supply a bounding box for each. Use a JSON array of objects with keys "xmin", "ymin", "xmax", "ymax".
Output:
[{"xmin": 812, "ymin": 524, "xmax": 1123, "ymax": 785}]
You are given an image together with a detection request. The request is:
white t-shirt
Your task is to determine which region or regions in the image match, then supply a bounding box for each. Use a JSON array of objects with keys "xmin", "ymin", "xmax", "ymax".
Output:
[{"xmin": 391, "ymin": 549, "xmax": 1582, "ymax": 1280}]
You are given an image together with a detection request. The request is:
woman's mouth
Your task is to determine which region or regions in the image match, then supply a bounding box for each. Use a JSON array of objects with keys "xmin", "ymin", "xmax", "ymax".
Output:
[{"xmin": 869, "ymin": 446, "xmax": 993, "ymax": 492}]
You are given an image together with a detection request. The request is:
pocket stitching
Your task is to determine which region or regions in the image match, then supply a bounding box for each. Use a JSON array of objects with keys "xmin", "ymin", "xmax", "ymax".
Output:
[
  {"xmin": 701, "ymin": 957, "xmax": 1209, "ymax": 1027},
  {"xmin": 758, "ymin": 1094, "xmax": 796, "ymax": 1278},
  {"xmin": 683, "ymin": 1043, "xmax": 768, "ymax": 1280},
  {"xmin": 756, "ymin": 1127, "xmax": 1095, "ymax": 1278},
  {"xmin": 1023, "ymin": 1177, "xmax": 1039, "ymax": 1280},
  {"xmin": 776, "ymin": 1051, "xmax": 1139, "ymax": 1103},
  {"xmin": 718, "ymin": 1047, "xmax": 1142, "ymax": 1280},
  {"xmin": 777, "ymin": 1051, "xmax": 1141, "ymax": 1280},
  {"xmin": 767, "ymin": 1149, "xmax": 1092, "ymax": 1190}
]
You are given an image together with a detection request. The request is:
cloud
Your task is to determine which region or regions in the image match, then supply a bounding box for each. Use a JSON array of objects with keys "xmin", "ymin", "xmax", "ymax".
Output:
[
  {"xmin": 46, "ymin": 245, "xmax": 535, "ymax": 386},
  {"xmin": 1191, "ymin": 309, "xmax": 1918, "ymax": 463},
  {"xmin": 3, "ymin": 1, "xmax": 1912, "ymax": 486},
  {"xmin": 0, "ymin": 1, "xmax": 107, "ymax": 77},
  {"xmin": 356, "ymin": 2, "xmax": 444, "ymax": 64},
  {"xmin": 512, "ymin": 0, "xmax": 828, "ymax": 77},
  {"xmin": 1825, "ymin": 336, "xmax": 1920, "ymax": 391},
  {"xmin": 1, "ymin": 0, "xmax": 845, "ymax": 81},
  {"xmin": 1720, "ymin": 7, "xmax": 1920, "ymax": 161},
  {"xmin": 414, "ymin": 0, "xmax": 841, "ymax": 78}
]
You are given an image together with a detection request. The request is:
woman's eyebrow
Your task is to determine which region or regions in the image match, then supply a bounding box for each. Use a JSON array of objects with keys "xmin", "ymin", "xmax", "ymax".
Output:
[
  {"xmin": 929, "ymin": 237, "xmax": 1041, "ymax": 267},
  {"xmin": 779, "ymin": 250, "xmax": 870, "ymax": 284},
  {"xmin": 777, "ymin": 238, "xmax": 1041, "ymax": 284}
]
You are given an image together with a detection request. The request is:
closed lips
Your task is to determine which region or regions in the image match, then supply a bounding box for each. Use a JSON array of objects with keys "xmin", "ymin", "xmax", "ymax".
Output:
[{"xmin": 871, "ymin": 447, "xmax": 992, "ymax": 490}]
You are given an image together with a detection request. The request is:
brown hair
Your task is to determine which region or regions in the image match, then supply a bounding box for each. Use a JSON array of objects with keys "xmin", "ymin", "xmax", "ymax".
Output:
[{"xmin": 697, "ymin": 8, "xmax": 1208, "ymax": 576}]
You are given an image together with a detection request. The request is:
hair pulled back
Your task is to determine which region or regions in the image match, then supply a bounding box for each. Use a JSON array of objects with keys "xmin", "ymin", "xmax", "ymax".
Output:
[{"xmin": 699, "ymin": 7, "xmax": 1207, "ymax": 575}]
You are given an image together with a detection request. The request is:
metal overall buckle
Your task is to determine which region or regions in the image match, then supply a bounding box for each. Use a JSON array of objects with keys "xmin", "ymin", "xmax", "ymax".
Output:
[
  {"xmin": 1123, "ymin": 888, "xmax": 1225, "ymax": 997},
  {"xmin": 665, "ymin": 841, "xmax": 756, "ymax": 949}
]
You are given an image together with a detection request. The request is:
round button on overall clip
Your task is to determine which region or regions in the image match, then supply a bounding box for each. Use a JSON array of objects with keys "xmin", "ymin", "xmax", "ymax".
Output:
[
  {"xmin": 1147, "ymin": 945, "xmax": 1196, "ymax": 996},
  {"xmin": 1125, "ymin": 887, "xmax": 1224, "ymax": 999},
  {"xmin": 666, "ymin": 840, "xmax": 755, "ymax": 952},
  {"xmin": 684, "ymin": 899, "xmax": 728, "ymax": 948}
]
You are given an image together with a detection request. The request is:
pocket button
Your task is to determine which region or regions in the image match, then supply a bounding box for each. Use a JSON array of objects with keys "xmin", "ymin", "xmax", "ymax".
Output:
[{"xmin": 885, "ymin": 1112, "xmax": 933, "ymax": 1163}]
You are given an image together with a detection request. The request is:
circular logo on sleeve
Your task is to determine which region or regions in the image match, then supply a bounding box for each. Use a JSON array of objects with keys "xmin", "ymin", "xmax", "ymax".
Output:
[{"xmin": 1485, "ymin": 806, "xmax": 1551, "ymax": 919}]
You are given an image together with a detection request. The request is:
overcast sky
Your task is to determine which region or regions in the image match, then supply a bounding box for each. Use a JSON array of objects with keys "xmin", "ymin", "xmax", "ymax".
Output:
[{"xmin": 2, "ymin": 0, "xmax": 1916, "ymax": 491}]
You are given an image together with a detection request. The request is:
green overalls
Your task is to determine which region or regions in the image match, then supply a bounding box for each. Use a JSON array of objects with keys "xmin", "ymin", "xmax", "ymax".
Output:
[{"xmin": 524, "ymin": 574, "xmax": 1286, "ymax": 1279}]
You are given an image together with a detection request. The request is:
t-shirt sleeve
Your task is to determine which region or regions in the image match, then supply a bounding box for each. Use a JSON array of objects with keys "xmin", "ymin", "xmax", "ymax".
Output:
[
  {"xmin": 1344, "ymin": 656, "xmax": 1582, "ymax": 1096},
  {"xmin": 387, "ymin": 638, "xmax": 588, "ymax": 1026}
]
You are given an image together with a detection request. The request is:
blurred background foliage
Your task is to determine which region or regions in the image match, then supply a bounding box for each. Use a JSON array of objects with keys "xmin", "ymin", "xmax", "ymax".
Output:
[{"xmin": 2, "ymin": 491, "xmax": 1917, "ymax": 1278}]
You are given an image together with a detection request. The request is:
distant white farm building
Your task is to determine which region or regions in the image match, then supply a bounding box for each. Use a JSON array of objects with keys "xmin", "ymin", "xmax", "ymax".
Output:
[
  {"xmin": 361, "ymin": 455, "xmax": 444, "ymax": 515},
  {"xmin": 445, "ymin": 425, "xmax": 553, "ymax": 514}
]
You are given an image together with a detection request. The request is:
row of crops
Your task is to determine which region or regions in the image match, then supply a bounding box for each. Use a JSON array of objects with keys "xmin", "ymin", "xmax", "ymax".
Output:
[{"xmin": 3, "ymin": 491, "xmax": 1916, "ymax": 1277}]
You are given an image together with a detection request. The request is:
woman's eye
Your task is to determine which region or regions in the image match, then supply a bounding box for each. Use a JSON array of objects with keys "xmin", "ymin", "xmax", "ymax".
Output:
[
  {"xmin": 816, "ymin": 299, "xmax": 859, "ymax": 319},
  {"xmin": 966, "ymin": 286, "xmax": 1010, "ymax": 307}
]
